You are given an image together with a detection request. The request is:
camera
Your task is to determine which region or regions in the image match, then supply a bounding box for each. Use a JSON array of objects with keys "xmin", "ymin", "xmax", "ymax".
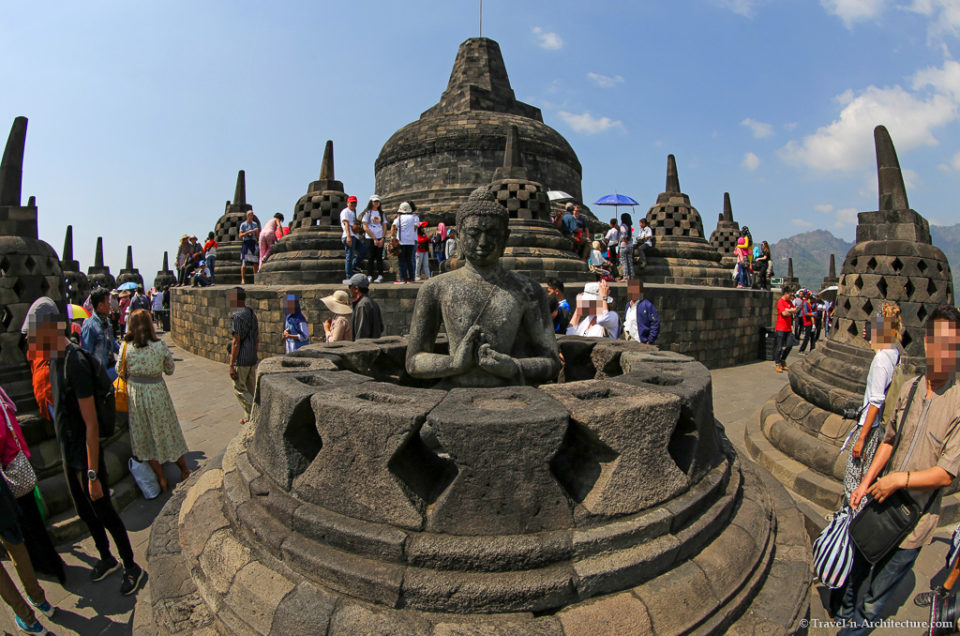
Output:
[
  {"xmin": 843, "ymin": 407, "xmax": 862, "ymax": 421},
  {"xmin": 929, "ymin": 590, "xmax": 960, "ymax": 636}
]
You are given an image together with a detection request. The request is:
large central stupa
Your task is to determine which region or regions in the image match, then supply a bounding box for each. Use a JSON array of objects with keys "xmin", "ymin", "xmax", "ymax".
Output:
[{"xmin": 375, "ymin": 37, "xmax": 583, "ymax": 222}]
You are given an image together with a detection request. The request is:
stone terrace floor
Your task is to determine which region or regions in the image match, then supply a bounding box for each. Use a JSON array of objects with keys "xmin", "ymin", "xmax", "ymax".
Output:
[{"xmin": 0, "ymin": 344, "xmax": 951, "ymax": 635}]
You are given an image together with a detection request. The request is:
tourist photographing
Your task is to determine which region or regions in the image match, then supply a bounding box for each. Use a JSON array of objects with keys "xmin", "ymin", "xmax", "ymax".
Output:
[
  {"xmin": 623, "ymin": 279, "xmax": 660, "ymax": 344},
  {"xmin": 361, "ymin": 195, "xmax": 387, "ymax": 283},
  {"xmin": 120, "ymin": 309, "xmax": 191, "ymax": 493},
  {"xmin": 346, "ymin": 274, "xmax": 383, "ymax": 340},
  {"xmin": 838, "ymin": 305, "xmax": 960, "ymax": 634},
  {"xmin": 29, "ymin": 298, "xmax": 145, "ymax": 596},
  {"xmin": 238, "ymin": 210, "xmax": 259, "ymax": 285},
  {"xmin": 282, "ymin": 294, "xmax": 310, "ymax": 353},
  {"xmin": 391, "ymin": 201, "xmax": 419, "ymax": 284},
  {"xmin": 567, "ymin": 280, "xmax": 620, "ymax": 339},
  {"xmin": 228, "ymin": 287, "xmax": 259, "ymax": 422}
]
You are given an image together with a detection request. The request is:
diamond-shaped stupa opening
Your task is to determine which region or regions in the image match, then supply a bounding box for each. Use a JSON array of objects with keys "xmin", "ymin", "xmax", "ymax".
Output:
[
  {"xmin": 918, "ymin": 259, "xmax": 928, "ymax": 273},
  {"xmin": 891, "ymin": 257, "xmax": 903, "ymax": 272},
  {"xmin": 388, "ymin": 426, "xmax": 457, "ymax": 506},
  {"xmin": 878, "ymin": 278, "xmax": 888, "ymax": 298},
  {"xmin": 550, "ymin": 421, "xmax": 618, "ymax": 503},
  {"xmin": 905, "ymin": 279, "xmax": 916, "ymax": 298}
]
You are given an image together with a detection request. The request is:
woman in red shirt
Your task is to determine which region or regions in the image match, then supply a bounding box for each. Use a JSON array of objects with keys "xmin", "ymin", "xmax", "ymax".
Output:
[
  {"xmin": 202, "ymin": 232, "xmax": 218, "ymax": 285},
  {"xmin": 414, "ymin": 222, "xmax": 431, "ymax": 281}
]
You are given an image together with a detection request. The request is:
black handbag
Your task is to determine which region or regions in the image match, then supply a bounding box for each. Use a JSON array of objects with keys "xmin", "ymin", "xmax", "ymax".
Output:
[{"xmin": 849, "ymin": 378, "xmax": 934, "ymax": 564}]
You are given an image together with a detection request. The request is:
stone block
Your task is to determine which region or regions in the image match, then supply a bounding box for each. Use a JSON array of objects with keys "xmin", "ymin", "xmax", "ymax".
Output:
[
  {"xmin": 224, "ymin": 560, "xmax": 295, "ymax": 634},
  {"xmin": 425, "ymin": 387, "xmax": 573, "ymax": 534},
  {"xmin": 557, "ymin": 592, "xmax": 653, "ymax": 636},
  {"xmin": 291, "ymin": 501, "xmax": 407, "ymax": 562},
  {"xmin": 328, "ymin": 601, "xmax": 433, "ymax": 636},
  {"xmin": 198, "ymin": 528, "xmax": 252, "ymax": 596},
  {"xmin": 405, "ymin": 529, "xmax": 572, "ymax": 572},
  {"xmin": 179, "ymin": 488, "xmax": 230, "ymax": 563},
  {"xmin": 292, "ymin": 382, "xmax": 446, "ymax": 530},
  {"xmin": 541, "ymin": 379, "xmax": 686, "ymax": 517},
  {"xmin": 269, "ymin": 582, "xmax": 339, "ymax": 636}
]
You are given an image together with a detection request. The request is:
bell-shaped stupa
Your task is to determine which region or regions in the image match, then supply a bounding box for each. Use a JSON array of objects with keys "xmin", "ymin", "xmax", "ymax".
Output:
[
  {"xmin": 485, "ymin": 125, "xmax": 593, "ymax": 282},
  {"xmin": 747, "ymin": 125, "xmax": 956, "ymax": 530},
  {"xmin": 257, "ymin": 140, "xmax": 351, "ymax": 285},
  {"xmin": 87, "ymin": 237, "xmax": 116, "ymax": 290},
  {"xmin": 212, "ymin": 170, "xmax": 260, "ymax": 285},
  {"xmin": 60, "ymin": 224, "xmax": 90, "ymax": 305},
  {"xmin": 708, "ymin": 192, "xmax": 742, "ymax": 269},
  {"xmin": 116, "ymin": 245, "xmax": 144, "ymax": 287},
  {"xmin": 375, "ymin": 37, "xmax": 583, "ymax": 223},
  {"xmin": 820, "ymin": 254, "xmax": 839, "ymax": 290},
  {"xmin": 641, "ymin": 155, "xmax": 731, "ymax": 286},
  {"xmin": 154, "ymin": 251, "xmax": 177, "ymax": 290}
]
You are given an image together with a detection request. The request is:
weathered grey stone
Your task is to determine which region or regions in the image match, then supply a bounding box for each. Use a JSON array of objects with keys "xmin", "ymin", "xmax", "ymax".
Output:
[
  {"xmin": 557, "ymin": 592, "xmax": 653, "ymax": 636},
  {"xmin": 541, "ymin": 379, "xmax": 686, "ymax": 517},
  {"xmin": 426, "ymin": 386, "xmax": 572, "ymax": 534},
  {"xmin": 292, "ymin": 501, "xmax": 407, "ymax": 562},
  {"xmin": 269, "ymin": 582, "xmax": 339, "ymax": 636},
  {"xmin": 293, "ymin": 382, "xmax": 446, "ymax": 529},
  {"xmin": 224, "ymin": 560, "xmax": 295, "ymax": 634},
  {"xmin": 328, "ymin": 602, "xmax": 433, "ymax": 636}
]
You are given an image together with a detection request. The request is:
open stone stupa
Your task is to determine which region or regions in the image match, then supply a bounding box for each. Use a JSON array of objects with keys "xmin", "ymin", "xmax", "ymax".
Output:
[
  {"xmin": 746, "ymin": 126, "xmax": 956, "ymax": 532},
  {"xmin": 87, "ymin": 236, "xmax": 116, "ymax": 291}
]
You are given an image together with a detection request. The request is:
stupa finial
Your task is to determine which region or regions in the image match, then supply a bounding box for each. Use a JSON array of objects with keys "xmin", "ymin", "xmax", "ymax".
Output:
[
  {"xmin": 875, "ymin": 125, "xmax": 909, "ymax": 212},
  {"xmin": 27, "ymin": 195, "xmax": 35, "ymax": 207},
  {"xmin": 723, "ymin": 192, "xmax": 734, "ymax": 222},
  {"xmin": 63, "ymin": 225, "xmax": 75, "ymax": 262},
  {"xmin": 233, "ymin": 170, "xmax": 247, "ymax": 206},
  {"xmin": 95, "ymin": 237, "xmax": 104, "ymax": 268},
  {"xmin": 0, "ymin": 116, "xmax": 27, "ymax": 207},
  {"xmin": 829, "ymin": 253, "xmax": 837, "ymax": 278},
  {"xmin": 162, "ymin": 251, "xmax": 169, "ymax": 271},
  {"xmin": 319, "ymin": 141, "xmax": 335, "ymax": 181},
  {"xmin": 788, "ymin": 257, "xmax": 795, "ymax": 279},
  {"xmin": 125, "ymin": 245, "xmax": 134, "ymax": 270},
  {"xmin": 665, "ymin": 155, "xmax": 680, "ymax": 194},
  {"xmin": 493, "ymin": 125, "xmax": 528, "ymax": 180}
]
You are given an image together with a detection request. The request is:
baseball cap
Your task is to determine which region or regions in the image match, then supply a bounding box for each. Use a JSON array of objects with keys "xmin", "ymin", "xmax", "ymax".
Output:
[
  {"xmin": 346, "ymin": 273, "xmax": 371, "ymax": 288},
  {"xmin": 21, "ymin": 297, "xmax": 62, "ymax": 336},
  {"xmin": 347, "ymin": 195, "xmax": 358, "ymax": 203},
  {"xmin": 369, "ymin": 194, "xmax": 381, "ymax": 202}
]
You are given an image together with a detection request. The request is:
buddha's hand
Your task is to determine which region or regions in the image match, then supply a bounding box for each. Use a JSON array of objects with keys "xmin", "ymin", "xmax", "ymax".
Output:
[
  {"xmin": 478, "ymin": 343, "xmax": 520, "ymax": 379},
  {"xmin": 453, "ymin": 325, "xmax": 482, "ymax": 372}
]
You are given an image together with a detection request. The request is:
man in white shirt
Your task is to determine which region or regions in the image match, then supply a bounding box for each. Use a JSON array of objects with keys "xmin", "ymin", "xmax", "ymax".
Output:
[
  {"xmin": 603, "ymin": 219, "xmax": 620, "ymax": 261},
  {"xmin": 361, "ymin": 195, "xmax": 388, "ymax": 283},
  {"xmin": 390, "ymin": 202, "xmax": 420, "ymax": 283},
  {"xmin": 634, "ymin": 218, "xmax": 653, "ymax": 270},
  {"xmin": 340, "ymin": 195, "xmax": 366, "ymax": 284},
  {"xmin": 566, "ymin": 280, "xmax": 620, "ymax": 339}
]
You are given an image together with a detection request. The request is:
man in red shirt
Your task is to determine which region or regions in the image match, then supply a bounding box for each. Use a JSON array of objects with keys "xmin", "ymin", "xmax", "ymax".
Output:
[{"xmin": 775, "ymin": 287, "xmax": 798, "ymax": 373}]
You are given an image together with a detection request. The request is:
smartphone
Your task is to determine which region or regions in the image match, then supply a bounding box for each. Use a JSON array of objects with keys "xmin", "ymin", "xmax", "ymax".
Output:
[{"xmin": 864, "ymin": 321, "xmax": 872, "ymax": 342}]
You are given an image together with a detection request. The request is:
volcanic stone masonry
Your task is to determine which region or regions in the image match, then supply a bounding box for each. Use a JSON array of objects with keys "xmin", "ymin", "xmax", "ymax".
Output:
[
  {"xmin": 746, "ymin": 125, "xmax": 956, "ymax": 535},
  {"xmin": 154, "ymin": 251, "xmax": 176, "ymax": 291},
  {"xmin": 640, "ymin": 155, "xmax": 732, "ymax": 287},
  {"xmin": 87, "ymin": 236, "xmax": 116, "ymax": 290},
  {"xmin": 708, "ymin": 192, "xmax": 742, "ymax": 270},
  {"xmin": 116, "ymin": 245, "xmax": 144, "ymax": 287},
  {"xmin": 375, "ymin": 37, "xmax": 584, "ymax": 223},
  {"xmin": 256, "ymin": 141, "xmax": 354, "ymax": 285},
  {"xmin": 0, "ymin": 117, "xmax": 136, "ymax": 543},
  {"xmin": 60, "ymin": 224, "xmax": 90, "ymax": 305},
  {"xmin": 212, "ymin": 170, "xmax": 259, "ymax": 285},
  {"xmin": 821, "ymin": 253, "xmax": 839, "ymax": 290}
]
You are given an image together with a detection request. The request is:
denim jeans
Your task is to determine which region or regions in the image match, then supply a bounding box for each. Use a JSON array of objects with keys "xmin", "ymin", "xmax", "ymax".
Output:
[
  {"xmin": 619, "ymin": 243, "xmax": 634, "ymax": 279},
  {"xmin": 415, "ymin": 251, "xmax": 431, "ymax": 279},
  {"xmin": 773, "ymin": 329, "xmax": 793, "ymax": 365},
  {"xmin": 206, "ymin": 255, "xmax": 216, "ymax": 284},
  {"xmin": 342, "ymin": 237, "xmax": 367, "ymax": 277},
  {"xmin": 399, "ymin": 245, "xmax": 415, "ymax": 282},
  {"xmin": 799, "ymin": 323, "xmax": 814, "ymax": 352},
  {"xmin": 837, "ymin": 547, "xmax": 920, "ymax": 635}
]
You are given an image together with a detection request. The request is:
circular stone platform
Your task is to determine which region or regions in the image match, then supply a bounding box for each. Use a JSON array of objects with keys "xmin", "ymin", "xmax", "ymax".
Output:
[{"xmin": 142, "ymin": 337, "xmax": 810, "ymax": 635}]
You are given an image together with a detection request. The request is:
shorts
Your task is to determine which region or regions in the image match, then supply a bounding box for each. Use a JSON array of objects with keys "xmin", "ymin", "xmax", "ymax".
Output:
[{"xmin": 241, "ymin": 240, "xmax": 259, "ymax": 264}]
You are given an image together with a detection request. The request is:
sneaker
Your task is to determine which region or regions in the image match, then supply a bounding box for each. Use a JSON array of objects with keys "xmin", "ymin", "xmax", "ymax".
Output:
[
  {"xmin": 394, "ymin": 280, "xmax": 403, "ymax": 284},
  {"xmin": 374, "ymin": 275, "xmax": 383, "ymax": 283},
  {"xmin": 342, "ymin": 279, "xmax": 352, "ymax": 285},
  {"xmin": 120, "ymin": 563, "xmax": 144, "ymax": 596},
  {"xmin": 914, "ymin": 589, "xmax": 942, "ymax": 607},
  {"xmin": 28, "ymin": 598, "xmax": 54, "ymax": 618},
  {"xmin": 15, "ymin": 616, "xmax": 46, "ymax": 634},
  {"xmin": 90, "ymin": 556, "xmax": 120, "ymax": 582}
]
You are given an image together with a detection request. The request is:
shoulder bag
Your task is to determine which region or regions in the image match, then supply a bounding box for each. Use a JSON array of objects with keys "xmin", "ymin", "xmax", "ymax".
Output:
[
  {"xmin": 849, "ymin": 378, "xmax": 932, "ymax": 564},
  {"xmin": 0, "ymin": 404, "xmax": 37, "ymax": 499},
  {"xmin": 113, "ymin": 342, "xmax": 129, "ymax": 413}
]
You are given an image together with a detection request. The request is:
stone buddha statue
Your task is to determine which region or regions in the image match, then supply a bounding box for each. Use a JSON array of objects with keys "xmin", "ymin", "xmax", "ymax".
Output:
[{"xmin": 406, "ymin": 188, "xmax": 561, "ymax": 387}]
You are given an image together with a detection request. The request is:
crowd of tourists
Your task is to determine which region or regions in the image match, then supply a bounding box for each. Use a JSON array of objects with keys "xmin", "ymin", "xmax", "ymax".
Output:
[{"xmin": 771, "ymin": 287, "xmax": 835, "ymax": 373}]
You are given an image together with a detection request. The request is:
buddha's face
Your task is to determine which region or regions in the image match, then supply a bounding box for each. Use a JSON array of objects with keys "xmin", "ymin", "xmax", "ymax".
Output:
[{"xmin": 459, "ymin": 214, "xmax": 509, "ymax": 267}]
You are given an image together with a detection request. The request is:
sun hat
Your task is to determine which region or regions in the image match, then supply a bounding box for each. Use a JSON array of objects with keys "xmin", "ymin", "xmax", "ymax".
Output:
[
  {"xmin": 580, "ymin": 282, "xmax": 613, "ymax": 304},
  {"xmin": 347, "ymin": 195, "xmax": 358, "ymax": 203},
  {"xmin": 592, "ymin": 240, "xmax": 602, "ymax": 250},
  {"xmin": 199, "ymin": 260, "xmax": 205, "ymax": 266},
  {"xmin": 369, "ymin": 194, "xmax": 381, "ymax": 202},
  {"xmin": 397, "ymin": 202, "xmax": 413, "ymax": 214},
  {"xmin": 321, "ymin": 290, "xmax": 353, "ymax": 314},
  {"xmin": 346, "ymin": 273, "xmax": 370, "ymax": 288}
]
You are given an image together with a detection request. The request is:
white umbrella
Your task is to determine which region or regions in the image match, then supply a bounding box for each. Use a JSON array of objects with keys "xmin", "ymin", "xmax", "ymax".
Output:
[{"xmin": 547, "ymin": 191, "xmax": 574, "ymax": 201}]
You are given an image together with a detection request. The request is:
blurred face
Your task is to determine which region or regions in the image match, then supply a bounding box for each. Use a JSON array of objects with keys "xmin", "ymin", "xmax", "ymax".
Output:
[
  {"xmin": 246, "ymin": 212, "xmax": 254, "ymax": 222},
  {"xmin": 28, "ymin": 321, "xmax": 67, "ymax": 356},
  {"xmin": 286, "ymin": 299, "xmax": 296, "ymax": 314},
  {"xmin": 871, "ymin": 315, "xmax": 899, "ymax": 350},
  {"xmin": 459, "ymin": 214, "xmax": 508, "ymax": 267},
  {"xmin": 372, "ymin": 200, "xmax": 380, "ymax": 209},
  {"xmin": 577, "ymin": 295, "xmax": 601, "ymax": 316},
  {"xmin": 628, "ymin": 279, "xmax": 643, "ymax": 299},
  {"xmin": 925, "ymin": 319, "xmax": 960, "ymax": 381},
  {"xmin": 348, "ymin": 200, "xmax": 357, "ymax": 210}
]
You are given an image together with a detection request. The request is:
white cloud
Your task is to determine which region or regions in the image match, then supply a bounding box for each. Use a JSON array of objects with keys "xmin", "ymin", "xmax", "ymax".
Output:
[
  {"xmin": 821, "ymin": 0, "xmax": 889, "ymax": 27},
  {"xmin": 778, "ymin": 60, "xmax": 960, "ymax": 173},
  {"xmin": 784, "ymin": 122, "xmax": 798, "ymax": 131},
  {"xmin": 741, "ymin": 118, "xmax": 774, "ymax": 139},
  {"xmin": 741, "ymin": 152, "xmax": 761, "ymax": 171},
  {"xmin": 557, "ymin": 111, "xmax": 624, "ymax": 134},
  {"xmin": 587, "ymin": 72, "xmax": 625, "ymax": 88},
  {"xmin": 835, "ymin": 207, "xmax": 860, "ymax": 228},
  {"xmin": 532, "ymin": 27, "xmax": 563, "ymax": 50},
  {"xmin": 909, "ymin": 0, "xmax": 960, "ymax": 41},
  {"xmin": 792, "ymin": 218, "xmax": 814, "ymax": 227},
  {"xmin": 943, "ymin": 151, "xmax": 960, "ymax": 171},
  {"xmin": 815, "ymin": 203, "xmax": 835, "ymax": 213},
  {"xmin": 710, "ymin": 0, "xmax": 768, "ymax": 18}
]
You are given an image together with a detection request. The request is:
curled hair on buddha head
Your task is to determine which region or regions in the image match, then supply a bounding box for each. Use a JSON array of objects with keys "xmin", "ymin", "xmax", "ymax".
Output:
[{"xmin": 455, "ymin": 186, "xmax": 510, "ymax": 232}]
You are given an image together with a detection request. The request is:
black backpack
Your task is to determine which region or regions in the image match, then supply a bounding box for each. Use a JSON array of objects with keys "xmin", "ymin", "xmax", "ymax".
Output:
[{"xmin": 61, "ymin": 345, "xmax": 117, "ymax": 439}]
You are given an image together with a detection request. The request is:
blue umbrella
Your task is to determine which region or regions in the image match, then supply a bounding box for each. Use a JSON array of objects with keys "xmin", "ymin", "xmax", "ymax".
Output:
[
  {"xmin": 117, "ymin": 282, "xmax": 138, "ymax": 291},
  {"xmin": 594, "ymin": 193, "xmax": 639, "ymax": 206}
]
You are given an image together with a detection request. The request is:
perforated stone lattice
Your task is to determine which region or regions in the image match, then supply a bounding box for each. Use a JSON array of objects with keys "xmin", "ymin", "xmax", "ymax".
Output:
[
  {"xmin": 490, "ymin": 180, "xmax": 550, "ymax": 220},
  {"xmin": 214, "ymin": 212, "xmax": 261, "ymax": 243},
  {"xmin": 646, "ymin": 204, "xmax": 705, "ymax": 238},
  {"xmin": 292, "ymin": 191, "xmax": 348, "ymax": 231}
]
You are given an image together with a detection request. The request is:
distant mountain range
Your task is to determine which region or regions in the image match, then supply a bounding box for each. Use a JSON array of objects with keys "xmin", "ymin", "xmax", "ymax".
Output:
[{"xmin": 770, "ymin": 224, "xmax": 960, "ymax": 300}]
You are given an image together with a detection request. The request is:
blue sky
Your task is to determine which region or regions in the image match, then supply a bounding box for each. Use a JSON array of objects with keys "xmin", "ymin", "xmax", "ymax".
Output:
[{"xmin": 3, "ymin": 0, "xmax": 960, "ymax": 276}]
